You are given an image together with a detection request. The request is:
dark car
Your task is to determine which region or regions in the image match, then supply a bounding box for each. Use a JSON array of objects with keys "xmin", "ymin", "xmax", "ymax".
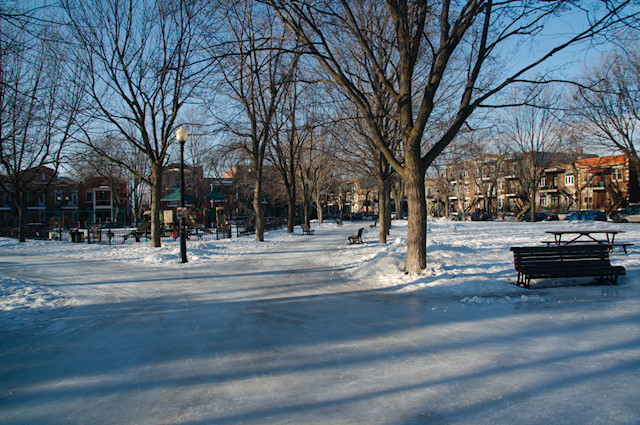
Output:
[
  {"xmin": 518, "ymin": 212, "xmax": 559, "ymax": 222},
  {"xmin": 563, "ymin": 210, "xmax": 607, "ymax": 221},
  {"xmin": 451, "ymin": 212, "xmax": 489, "ymax": 221}
]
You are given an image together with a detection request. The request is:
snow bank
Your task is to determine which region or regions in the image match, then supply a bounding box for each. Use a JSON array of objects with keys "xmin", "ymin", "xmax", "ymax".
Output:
[
  {"xmin": 0, "ymin": 276, "xmax": 73, "ymax": 332},
  {"xmin": 339, "ymin": 218, "xmax": 640, "ymax": 299}
]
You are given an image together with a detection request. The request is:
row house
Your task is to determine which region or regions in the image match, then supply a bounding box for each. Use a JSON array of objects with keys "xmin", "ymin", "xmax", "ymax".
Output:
[
  {"xmin": 540, "ymin": 155, "xmax": 639, "ymax": 212},
  {"xmin": 430, "ymin": 152, "xmax": 639, "ymax": 217},
  {"xmin": 426, "ymin": 154, "xmax": 503, "ymax": 217},
  {"xmin": 0, "ymin": 167, "xmax": 128, "ymax": 233},
  {"xmin": 351, "ymin": 178, "xmax": 378, "ymax": 216}
]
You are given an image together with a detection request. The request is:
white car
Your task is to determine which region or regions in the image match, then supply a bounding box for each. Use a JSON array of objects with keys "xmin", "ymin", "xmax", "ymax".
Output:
[{"xmin": 619, "ymin": 211, "xmax": 640, "ymax": 223}]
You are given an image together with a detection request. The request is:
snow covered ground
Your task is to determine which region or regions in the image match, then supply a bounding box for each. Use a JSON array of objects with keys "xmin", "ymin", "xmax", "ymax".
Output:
[{"xmin": 1, "ymin": 219, "xmax": 639, "ymax": 424}]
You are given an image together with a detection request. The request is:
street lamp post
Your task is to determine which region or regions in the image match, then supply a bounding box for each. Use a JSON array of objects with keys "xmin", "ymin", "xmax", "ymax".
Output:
[{"xmin": 176, "ymin": 125, "xmax": 188, "ymax": 263}]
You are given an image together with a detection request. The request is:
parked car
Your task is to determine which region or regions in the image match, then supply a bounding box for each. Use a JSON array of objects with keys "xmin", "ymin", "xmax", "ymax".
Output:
[
  {"xmin": 562, "ymin": 210, "xmax": 607, "ymax": 221},
  {"xmin": 557, "ymin": 211, "xmax": 574, "ymax": 220},
  {"xmin": 610, "ymin": 205, "xmax": 640, "ymax": 222},
  {"xmin": 451, "ymin": 212, "xmax": 488, "ymax": 221},
  {"xmin": 618, "ymin": 211, "xmax": 640, "ymax": 223},
  {"xmin": 518, "ymin": 212, "xmax": 559, "ymax": 222}
]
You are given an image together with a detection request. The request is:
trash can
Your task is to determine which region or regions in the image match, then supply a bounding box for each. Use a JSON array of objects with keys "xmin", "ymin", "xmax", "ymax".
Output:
[{"xmin": 70, "ymin": 230, "xmax": 83, "ymax": 243}]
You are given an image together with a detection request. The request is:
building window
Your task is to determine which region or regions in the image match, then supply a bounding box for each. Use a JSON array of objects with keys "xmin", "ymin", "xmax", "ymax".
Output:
[
  {"xmin": 539, "ymin": 177, "xmax": 546, "ymax": 188},
  {"xmin": 540, "ymin": 197, "xmax": 547, "ymax": 207},
  {"xmin": 71, "ymin": 192, "xmax": 78, "ymax": 206},
  {"xmin": 54, "ymin": 190, "xmax": 63, "ymax": 204},
  {"xmin": 38, "ymin": 193, "xmax": 46, "ymax": 207},
  {"xmin": 565, "ymin": 174, "xmax": 575, "ymax": 186},
  {"xmin": 612, "ymin": 168, "xmax": 623, "ymax": 182},
  {"xmin": 86, "ymin": 191, "xmax": 93, "ymax": 203}
]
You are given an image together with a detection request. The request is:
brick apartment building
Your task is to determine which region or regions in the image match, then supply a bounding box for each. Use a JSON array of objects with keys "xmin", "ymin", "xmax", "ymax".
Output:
[
  {"xmin": 0, "ymin": 167, "xmax": 129, "ymax": 234},
  {"xmin": 427, "ymin": 153, "xmax": 640, "ymax": 217}
]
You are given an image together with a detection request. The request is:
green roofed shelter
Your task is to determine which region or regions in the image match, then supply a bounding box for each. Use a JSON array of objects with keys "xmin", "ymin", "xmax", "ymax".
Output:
[
  {"xmin": 204, "ymin": 189, "xmax": 226, "ymax": 200},
  {"xmin": 161, "ymin": 190, "xmax": 196, "ymax": 202}
]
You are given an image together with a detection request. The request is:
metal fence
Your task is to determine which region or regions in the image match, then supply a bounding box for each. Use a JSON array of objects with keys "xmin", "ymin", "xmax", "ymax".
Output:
[{"xmin": 7, "ymin": 217, "xmax": 286, "ymax": 245}]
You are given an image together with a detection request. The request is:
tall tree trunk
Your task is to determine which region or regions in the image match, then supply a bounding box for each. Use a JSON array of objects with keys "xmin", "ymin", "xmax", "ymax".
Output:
[
  {"xmin": 630, "ymin": 156, "xmax": 640, "ymax": 193},
  {"xmin": 529, "ymin": 186, "xmax": 537, "ymax": 222},
  {"xmin": 253, "ymin": 170, "xmax": 265, "ymax": 241},
  {"xmin": 150, "ymin": 162, "xmax": 163, "ymax": 247},
  {"xmin": 302, "ymin": 198, "xmax": 310, "ymax": 226},
  {"xmin": 404, "ymin": 163, "xmax": 427, "ymax": 273},
  {"xmin": 394, "ymin": 182, "xmax": 404, "ymax": 220},
  {"xmin": 378, "ymin": 176, "xmax": 391, "ymax": 243},
  {"xmin": 286, "ymin": 185, "xmax": 296, "ymax": 233},
  {"xmin": 315, "ymin": 195, "xmax": 323, "ymax": 225},
  {"xmin": 16, "ymin": 195, "xmax": 27, "ymax": 242}
]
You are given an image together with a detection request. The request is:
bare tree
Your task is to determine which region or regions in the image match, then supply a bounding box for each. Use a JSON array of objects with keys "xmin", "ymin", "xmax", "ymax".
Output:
[
  {"xmin": 297, "ymin": 123, "xmax": 335, "ymax": 227},
  {"xmin": 211, "ymin": 0, "xmax": 299, "ymax": 241},
  {"xmin": 268, "ymin": 79, "xmax": 306, "ymax": 233},
  {"xmin": 62, "ymin": 0, "xmax": 214, "ymax": 247},
  {"xmin": 70, "ymin": 137, "xmax": 148, "ymax": 226},
  {"xmin": 336, "ymin": 103, "xmax": 399, "ymax": 242},
  {"xmin": 266, "ymin": 0, "xmax": 639, "ymax": 273},
  {"xmin": 572, "ymin": 47, "xmax": 640, "ymax": 189},
  {"xmin": 501, "ymin": 88, "xmax": 563, "ymax": 221},
  {"xmin": 0, "ymin": 2, "xmax": 82, "ymax": 241}
]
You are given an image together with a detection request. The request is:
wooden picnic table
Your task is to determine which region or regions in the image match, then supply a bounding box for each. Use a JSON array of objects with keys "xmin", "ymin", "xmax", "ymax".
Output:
[
  {"xmin": 543, "ymin": 230, "xmax": 632, "ymax": 253},
  {"xmin": 545, "ymin": 230, "xmax": 623, "ymax": 245}
]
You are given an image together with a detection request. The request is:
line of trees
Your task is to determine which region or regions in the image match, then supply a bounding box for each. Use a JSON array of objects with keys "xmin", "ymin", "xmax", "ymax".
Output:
[{"xmin": 2, "ymin": 0, "xmax": 638, "ymax": 274}]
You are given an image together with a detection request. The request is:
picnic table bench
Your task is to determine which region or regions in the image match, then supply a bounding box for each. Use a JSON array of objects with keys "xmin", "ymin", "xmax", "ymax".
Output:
[
  {"xmin": 510, "ymin": 244, "xmax": 625, "ymax": 288},
  {"xmin": 122, "ymin": 230, "xmax": 144, "ymax": 243},
  {"xmin": 541, "ymin": 230, "xmax": 633, "ymax": 253},
  {"xmin": 171, "ymin": 228, "xmax": 205, "ymax": 241},
  {"xmin": 301, "ymin": 224, "xmax": 315, "ymax": 235},
  {"xmin": 348, "ymin": 228, "xmax": 364, "ymax": 244}
]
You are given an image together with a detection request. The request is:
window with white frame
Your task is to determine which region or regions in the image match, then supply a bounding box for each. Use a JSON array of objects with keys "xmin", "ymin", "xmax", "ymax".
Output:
[
  {"xmin": 539, "ymin": 177, "xmax": 546, "ymax": 188},
  {"xmin": 71, "ymin": 192, "xmax": 78, "ymax": 206},
  {"xmin": 612, "ymin": 168, "xmax": 624, "ymax": 182},
  {"xmin": 565, "ymin": 174, "xmax": 575, "ymax": 186}
]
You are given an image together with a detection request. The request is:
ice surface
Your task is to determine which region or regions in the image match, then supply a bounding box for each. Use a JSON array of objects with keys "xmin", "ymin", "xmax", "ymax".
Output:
[{"xmin": 1, "ymin": 219, "xmax": 639, "ymax": 424}]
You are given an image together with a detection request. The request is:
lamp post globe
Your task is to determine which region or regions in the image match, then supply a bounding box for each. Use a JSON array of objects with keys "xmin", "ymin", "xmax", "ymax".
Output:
[{"xmin": 176, "ymin": 126, "xmax": 188, "ymax": 263}]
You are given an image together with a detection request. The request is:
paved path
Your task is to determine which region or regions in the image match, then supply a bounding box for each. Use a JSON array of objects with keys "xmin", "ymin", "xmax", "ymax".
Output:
[{"xmin": 1, "ymin": 225, "xmax": 639, "ymax": 424}]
